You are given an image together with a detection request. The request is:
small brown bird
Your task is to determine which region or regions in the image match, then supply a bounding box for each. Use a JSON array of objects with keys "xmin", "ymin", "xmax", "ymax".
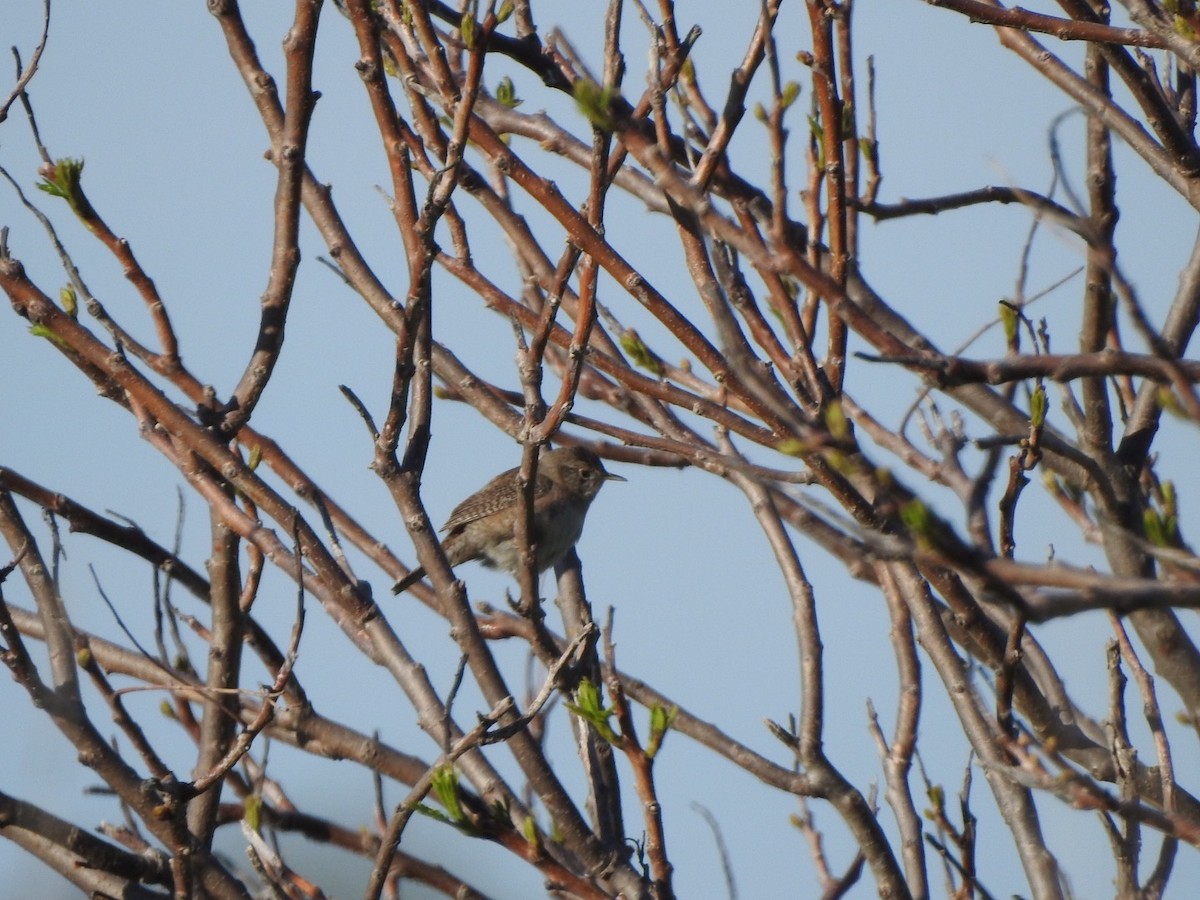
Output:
[{"xmin": 391, "ymin": 446, "xmax": 625, "ymax": 594}]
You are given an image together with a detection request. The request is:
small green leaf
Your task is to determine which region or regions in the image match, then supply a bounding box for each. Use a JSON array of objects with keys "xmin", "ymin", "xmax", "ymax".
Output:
[
  {"xmin": 495, "ymin": 75, "xmax": 522, "ymax": 109},
  {"xmin": 496, "ymin": 0, "xmax": 514, "ymax": 24},
  {"xmin": 806, "ymin": 114, "xmax": 823, "ymax": 142},
  {"xmin": 806, "ymin": 114, "xmax": 826, "ymax": 167},
  {"xmin": 1029, "ymin": 384, "xmax": 1047, "ymax": 428},
  {"xmin": 1157, "ymin": 386, "xmax": 1186, "ymax": 418},
  {"xmin": 858, "ymin": 137, "xmax": 877, "ymax": 165},
  {"xmin": 565, "ymin": 677, "xmax": 620, "ymax": 744},
  {"xmin": 521, "ymin": 815, "xmax": 540, "ymax": 847},
  {"xmin": 753, "ymin": 102, "xmax": 768, "ymax": 123},
  {"xmin": 573, "ymin": 677, "xmax": 606, "ymax": 717},
  {"xmin": 840, "ymin": 103, "xmax": 854, "ymax": 136},
  {"xmin": 413, "ymin": 803, "xmax": 458, "ymax": 826},
  {"xmin": 899, "ymin": 498, "xmax": 933, "ymax": 537},
  {"xmin": 824, "ymin": 400, "xmax": 849, "ymax": 441},
  {"xmin": 928, "ymin": 784, "xmax": 945, "ymax": 809},
  {"xmin": 824, "ymin": 449, "xmax": 853, "ymax": 475},
  {"xmin": 647, "ymin": 703, "xmax": 677, "ymax": 759},
  {"xmin": 1144, "ymin": 483, "xmax": 1179, "ymax": 548},
  {"xmin": 781, "ymin": 81, "xmax": 800, "ymax": 110},
  {"xmin": 775, "ymin": 438, "xmax": 808, "ymax": 457},
  {"xmin": 1162, "ymin": 480, "xmax": 1177, "ymax": 516},
  {"xmin": 60, "ymin": 285, "xmax": 78, "ymax": 319},
  {"xmin": 999, "ymin": 302, "xmax": 1018, "ymax": 347},
  {"xmin": 247, "ymin": 444, "xmax": 263, "ymax": 471},
  {"xmin": 619, "ymin": 329, "xmax": 665, "ymax": 376},
  {"xmin": 431, "ymin": 764, "xmax": 466, "ymax": 824},
  {"xmin": 29, "ymin": 322, "xmax": 71, "ymax": 350},
  {"xmin": 460, "ymin": 13, "xmax": 477, "ymax": 50},
  {"xmin": 573, "ymin": 79, "xmax": 618, "ymax": 130},
  {"xmin": 244, "ymin": 794, "xmax": 262, "ymax": 832},
  {"xmin": 38, "ymin": 158, "xmax": 86, "ymax": 215},
  {"xmin": 1144, "ymin": 508, "xmax": 1169, "ymax": 548}
]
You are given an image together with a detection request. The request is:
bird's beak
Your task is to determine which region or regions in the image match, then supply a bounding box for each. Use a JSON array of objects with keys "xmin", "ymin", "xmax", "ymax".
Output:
[{"xmin": 604, "ymin": 471, "xmax": 627, "ymax": 482}]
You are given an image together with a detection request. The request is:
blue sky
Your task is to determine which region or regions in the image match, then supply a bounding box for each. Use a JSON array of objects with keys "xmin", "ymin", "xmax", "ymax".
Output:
[{"xmin": 2, "ymin": 2, "xmax": 1198, "ymax": 897}]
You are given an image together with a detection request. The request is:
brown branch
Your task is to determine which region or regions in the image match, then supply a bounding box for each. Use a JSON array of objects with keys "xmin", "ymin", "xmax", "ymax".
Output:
[
  {"xmin": 726, "ymin": 445, "xmax": 908, "ymax": 897},
  {"xmin": 219, "ymin": 0, "xmax": 322, "ymax": 436},
  {"xmin": 1079, "ymin": 26, "xmax": 1118, "ymax": 458},
  {"xmin": 0, "ymin": 0, "xmax": 51, "ymax": 124},
  {"xmin": 870, "ymin": 564, "xmax": 927, "ymax": 898},
  {"xmin": 0, "ymin": 498, "xmax": 248, "ymax": 897},
  {"xmin": 602, "ymin": 621, "xmax": 673, "ymax": 899},
  {"xmin": 857, "ymin": 349, "xmax": 1200, "ymax": 386},
  {"xmin": 368, "ymin": 627, "xmax": 601, "ymax": 900},
  {"xmin": 853, "ymin": 186, "xmax": 1090, "ymax": 241},
  {"xmin": 0, "ymin": 789, "xmax": 172, "ymax": 896},
  {"xmin": 185, "ymin": 509, "xmax": 247, "ymax": 847},
  {"xmin": 924, "ymin": 0, "xmax": 1169, "ymax": 50},
  {"xmin": 982, "ymin": 3, "xmax": 1200, "ymax": 204},
  {"xmin": 891, "ymin": 562, "xmax": 1066, "ymax": 897},
  {"xmin": 807, "ymin": 0, "xmax": 849, "ymax": 392}
]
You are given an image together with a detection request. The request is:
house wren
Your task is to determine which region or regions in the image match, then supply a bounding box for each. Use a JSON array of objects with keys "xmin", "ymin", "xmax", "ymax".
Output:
[{"xmin": 391, "ymin": 446, "xmax": 625, "ymax": 594}]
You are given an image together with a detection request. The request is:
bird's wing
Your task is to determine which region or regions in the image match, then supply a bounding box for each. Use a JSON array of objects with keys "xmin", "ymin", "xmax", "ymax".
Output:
[{"xmin": 441, "ymin": 467, "xmax": 554, "ymax": 532}]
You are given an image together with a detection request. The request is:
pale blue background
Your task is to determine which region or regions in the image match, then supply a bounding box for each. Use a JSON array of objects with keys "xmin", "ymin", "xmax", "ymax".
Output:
[{"xmin": 1, "ymin": 2, "xmax": 1197, "ymax": 897}]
